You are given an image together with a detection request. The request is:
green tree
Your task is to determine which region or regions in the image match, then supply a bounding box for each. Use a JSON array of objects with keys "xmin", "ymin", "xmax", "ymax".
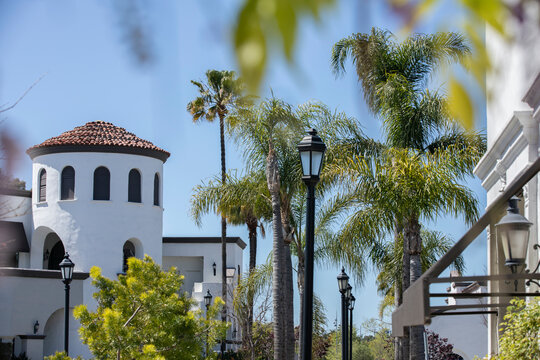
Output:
[
  {"xmin": 187, "ymin": 69, "xmax": 249, "ymax": 337},
  {"xmin": 70, "ymin": 256, "xmax": 226, "ymax": 360},
  {"xmin": 330, "ymin": 28, "xmax": 484, "ymax": 360},
  {"xmin": 491, "ymin": 299, "xmax": 540, "ymax": 360}
]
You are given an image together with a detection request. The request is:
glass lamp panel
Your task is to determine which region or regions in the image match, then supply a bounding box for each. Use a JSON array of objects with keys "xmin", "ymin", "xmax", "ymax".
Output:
[
  {"xmin": 509, "ymin": 228, "xmax": 530, "ymax": 263},
  {"xmin": 311, "ymin": 151, "xmax": 323, "ymax": 176},
  {"xmin": 300, "ymin": 151, "xmax": 311, "ymax": 177},
  {"xmin": 346, "ymin": 285, "xmax": 352, "ymax": 298},
  {"xmin": 338, "ymin": 277, "xmax": 348, "ymax": 292},
  {"xmin": 61, "ymin": 264, "xmax": 73, "ymax": 281},
  {"xmin": 499, "ymin": 226, "xmax": 530, "ymax": 265}
]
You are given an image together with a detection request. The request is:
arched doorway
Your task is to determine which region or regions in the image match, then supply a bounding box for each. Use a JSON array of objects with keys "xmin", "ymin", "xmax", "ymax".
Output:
[
  {"xmin": 122, "ymin": 241, "xmax": 136, "ymax": 273},
  {"xmin": 43, "ymin": 233, "xmax": 64, "ymax": 270}
]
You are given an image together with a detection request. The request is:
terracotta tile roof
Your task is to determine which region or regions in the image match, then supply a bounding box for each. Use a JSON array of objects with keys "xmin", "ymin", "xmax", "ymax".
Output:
[{"xmin": 27, "ymin": 121, "xmax": 170, "ymax": 162}]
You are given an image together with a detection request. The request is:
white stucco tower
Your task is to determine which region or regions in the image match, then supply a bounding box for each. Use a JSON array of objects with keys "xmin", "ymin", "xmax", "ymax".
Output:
[{"xmin": 26, "ymin": 120, "xmax": 170, "ymax": 280}]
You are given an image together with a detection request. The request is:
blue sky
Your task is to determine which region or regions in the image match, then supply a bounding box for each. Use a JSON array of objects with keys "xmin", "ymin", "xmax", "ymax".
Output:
[{"xmin": 0, "ymin": 0, "xmax": 487, "ymax": 329}]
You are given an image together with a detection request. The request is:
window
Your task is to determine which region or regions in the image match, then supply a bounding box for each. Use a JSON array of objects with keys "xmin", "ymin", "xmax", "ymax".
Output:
[
  {"xmin": 123, "ymin": 241, "xmax": 136, "ymax": 273},
  {"xmin": 39, "ymin": 169, "xmax": 47, "ymax": 202},
  {"xmin": 128, "ymin": 169, "xmax": 141, "ymax": 203},
  {"xmin": 61, "ymin": 166, "xmax": 75, "ymax": 200},
  {"xmin": 93, "ymin": 166, "xmax": 110, "ymax": 200},
  {"xmin": 153, "ymin": 173, "xmax": 160, "ymax": 206}
]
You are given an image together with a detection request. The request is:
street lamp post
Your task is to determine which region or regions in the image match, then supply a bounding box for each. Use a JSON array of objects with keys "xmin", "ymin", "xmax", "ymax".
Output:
[
  {"xmin": 348, "ymin": 294, "xmax": 355, "ymax": 360},
  {"xmin": 337, "ymin": 268, "xmax": 349, "ymax": 360},
  {"xmin": 204, "ymin": 290, "xmax": 213, "ymax": 358},
  {"xmin": 59, "ymin": 253, "xmax": 74, "ymax": 355},
  {"xmin": 298, "ymin": 128, "xmax": 326, "ymax": 360}
]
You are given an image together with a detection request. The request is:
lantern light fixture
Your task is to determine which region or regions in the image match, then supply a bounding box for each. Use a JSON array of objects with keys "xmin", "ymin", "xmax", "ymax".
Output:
[
  {"xmin": 349, "ymin": 295, "xmax": 356, "ymax": 311},
  {"xmin": 59, "ymin": 253, "xmax": 74, "ymax": 284},
  {"xmin": 495, "ymin": 197, "xmax": 532, "ymax": 271},
  {"xmin": 297, "ymin": 129, "xmax": 326, "ymax": 183},
  {"xmin": 204, "ymin": 289, "xmax": 213, "ymax": 309},
  {"xmin": 33, "ymin": 320, "xmax": 39, "ymax": 334},
  {"xmin": 337, "ymin": 267, "xmax": 349, "ymax": 293},
  {"xmin": 212, "ymin": 262, "xmax": 216, "ymax": 276}
]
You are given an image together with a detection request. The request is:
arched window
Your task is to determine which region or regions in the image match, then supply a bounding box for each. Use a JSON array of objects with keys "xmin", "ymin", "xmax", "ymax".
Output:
[
  {"xmin": 39, "ymin": 169, "xmax": 47, "ymax": 202},
  {"xmin": 128, "ymin": 169, "xmax": 141, "ymax": 203},
  {"xmin": 153, "ymin": 173, "xmax": 160, "ymax": 206},
  {"xmin": 122, "ymin": 241, "xmax": 136, "ymax": 273},
  {"xmin": 93, "ymin": 166, "xmax": 110, "ymax": 200},
  {"xmin": 61, "ymin": 166, "xmax": 75, "ymax": 200}
]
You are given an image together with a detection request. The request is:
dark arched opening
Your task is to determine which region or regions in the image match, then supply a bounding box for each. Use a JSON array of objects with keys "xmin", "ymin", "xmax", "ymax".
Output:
[
  {"xmin": 123, "ymin": 241, "xmax": 136, "ymax": 273},
  {"xmin": 39, "ymin": 169, "xmax": 47, "ymax": 202},
  {"xmin": 93, "ymin": 166, "xmax": 110, "ymax": 200},
  {"xmin": 48, "ymin": 240, "xmax": 65, "ymax": 270},
  {"xmin": 128, "ymin": 169, "xmax": 141, "ymax": 203},
  {"xmin": 61, "ymin": 166, "xmax": 75, "ymax": 200},
  {"xmin": 153, "ymin": 173, "xmax": 160, "ymax": 206}
]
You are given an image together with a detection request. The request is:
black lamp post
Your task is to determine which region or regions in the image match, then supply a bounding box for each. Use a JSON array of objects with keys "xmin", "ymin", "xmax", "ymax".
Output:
[
  {"xmin": 59, "ymin": 253, "xmax": 74, "ymax": 355},
  {"xmin": 298, "ymin": 128, "xmax": 326, "ymax": 360},
  {"xmin": 337, "ymin": 268, "xmax": 349, "ymax": 360},
  {"xmin": 204, "ymin": 290, "xmax": 213, "ymax": 357},
  {"xmin": 348, "ymin": 294, "xmax": 355, "ymax": 360}
]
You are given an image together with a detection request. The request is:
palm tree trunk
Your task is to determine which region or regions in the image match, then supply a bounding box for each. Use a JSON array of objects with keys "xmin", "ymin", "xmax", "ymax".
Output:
[
  {"xmin": 395, "ymin": 222, "xmax": 404, "ymax": 360},
  {"xmin": 219, "ymin": 112, "xmax": 228, "ymax": 354},
  {"xmin": 281, "ymin": 208, "xmax": 296, "ymax": 360},
  {"xmin": 402, "ymin": 222, "xmax": 410, "ymax": 360},
  {"xmin": 297, "ymin": 246, "xmax": 305, "ymax": 360},
  {"xmin": 284, "ymin": 240, "xmax": 295, "ymax": 360},
  {"xmin": 266, "ymin": 147, "xmax": 286, "ymax": 360},
  {"xmin": 246, "ymin": 216, "xmax": 258, "ymax": 358},
  {"xmin": 406, "ymin": 217, "xmax": 425, "ymax": 360}
]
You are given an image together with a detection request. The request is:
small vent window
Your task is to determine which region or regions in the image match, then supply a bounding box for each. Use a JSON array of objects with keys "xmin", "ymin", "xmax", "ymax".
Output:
[
  {"xmin": 128, "ymin": 169, "xmax": 141, "ymax": 203},
  {"xmin": 39, "ymin": 169, "xmax": 47, "ymax": 202},
  {"xmin": 61, "ymin": 166, "xmax": 75, "ymax": 200},
  {"xmin": 93, "ymin": 166, "xmax": 110, "ymax": 200}
]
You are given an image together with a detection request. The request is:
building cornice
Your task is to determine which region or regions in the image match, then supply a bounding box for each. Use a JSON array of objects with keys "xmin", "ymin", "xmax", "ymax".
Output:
[
  {"xmin": 474, "ymin": 110, "xmax": 536, "ymax": 190},
  {"xmin": 27, "ymin": 144, "xmax": 170, "ymax": 163},
  {"xmin": 163, "ymin": 236, "xmax": 247, "ymax": 250},
  {"xmin": 0, "ymin": 188, "xmax": 32, "ymax": 198},
  {"xmin": 0, "ymin": 267, "xmax": 89, "ymax": 279}
]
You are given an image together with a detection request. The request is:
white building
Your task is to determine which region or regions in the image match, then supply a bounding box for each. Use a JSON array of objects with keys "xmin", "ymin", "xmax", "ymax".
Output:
[
  {"xmin": 474, "ymin": 6, "xmax": 540, "ymax": 356},
  {"xmin": 0, "ymin": 121, "xmax": 244, "ymax": 359}
]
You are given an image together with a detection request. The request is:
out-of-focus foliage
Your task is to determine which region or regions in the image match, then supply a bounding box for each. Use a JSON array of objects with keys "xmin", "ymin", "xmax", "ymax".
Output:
[
  {"xmin": 233, "ymin": 0, "xmax": 335, "ymax": 92},
  {"xmin": 232, "ymin": 0, "xmax": 532, "ymax": 128}
]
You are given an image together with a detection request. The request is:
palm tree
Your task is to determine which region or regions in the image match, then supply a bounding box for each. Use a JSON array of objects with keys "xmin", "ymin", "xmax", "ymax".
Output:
[
  {"xmin": 191, "ymin": 170, "xmax": 270, "ymax": 355},
  {"xmin": 331, "ymin": 28, "xmax": 484, "ymax": 360},
  {"xmin": 229, "ymin": 96, "xmax": 302, "ymax": 360},
  {"xmin": 187, "ymin": 70, "xmax": 248, "ymax": 338},
  {"xmin": 230, "ymin": 101, "xmax": 374, "ymax": 359}
]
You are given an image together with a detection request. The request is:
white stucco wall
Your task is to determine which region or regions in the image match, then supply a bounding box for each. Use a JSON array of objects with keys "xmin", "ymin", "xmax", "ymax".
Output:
[
  {"xmin": 0, "ymin": 273, "xmax": 91, "ymax": 358},
  {"xmin": 485, "ymin": 2, "xmax": 540, "ymax": 147},
  {"xmin": 29, "ymin": 152, "xmax": 164, "ymax": 279},
  {"xmin": 0, "ymin": 193, "xmax": 33, "ymax": 242}
]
